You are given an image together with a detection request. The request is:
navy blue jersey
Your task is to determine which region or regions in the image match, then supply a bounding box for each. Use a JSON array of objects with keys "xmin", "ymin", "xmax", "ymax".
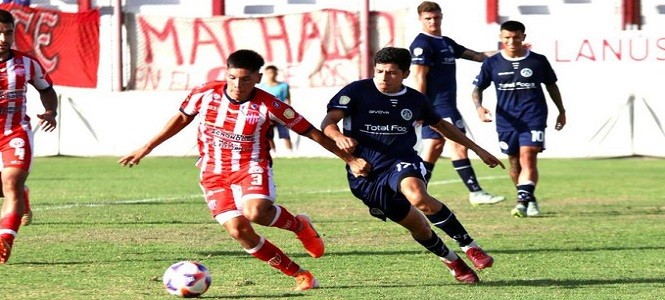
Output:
[
  {"xmin": 473, "ymin": 50, "xmax": 557, "ymax": 132},
  {"xmin": 409, "ymin": 33, "xmax": 466, "ymax": 110},
  {"xmin": 327, "ymin": 79, "xmax": 440, "ymax": 172}
]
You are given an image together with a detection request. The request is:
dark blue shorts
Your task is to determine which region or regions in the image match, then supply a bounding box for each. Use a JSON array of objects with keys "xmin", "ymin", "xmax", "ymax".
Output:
[
  {"xmin": 421, "ymin": 107, "xmax": 466, "ymax": 139},
  {"xmin": 347, "ymin": 156, "xmax": 426, "ymax": 222},
  {"xmin": 498, "ymin": 128, "xmax": 546, "ymax": 155}
]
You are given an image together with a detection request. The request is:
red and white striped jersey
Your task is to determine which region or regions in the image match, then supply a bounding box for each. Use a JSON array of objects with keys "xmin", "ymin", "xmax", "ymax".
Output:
[
  {"xmin": 0, "ymin": 51, "xmax": 52, "ymax": 134},
  {"xmin": 181, "ymin": 81, "xmax": 313, "ymax": 174}
]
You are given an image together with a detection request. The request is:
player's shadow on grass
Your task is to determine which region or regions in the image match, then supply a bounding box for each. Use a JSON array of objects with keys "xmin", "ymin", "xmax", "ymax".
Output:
[
  {"xmin": 320, "ymin": 277, "xmax": 665, "ymax": 290},
  {"xmin": 200, "ymin": 245, "xmax": 665, "ymax": 259},
  {"xmin": 489, "ymin": 245, "xmax": 665, "ymax": 254},
  {"xmin": 197, "ymin": 249, "xmax": 426, "ymax": 258},
  {"xmin": 480, "ymin": 277, "xmax": 665, "ymax": 287},
  {"xmin": 195, "ymin": 293, "xmax": 306, "ymax": 299}
]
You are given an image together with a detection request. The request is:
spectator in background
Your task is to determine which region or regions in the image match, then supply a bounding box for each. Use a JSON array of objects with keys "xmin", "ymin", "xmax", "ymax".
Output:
[
  {"xmin": 0, "ymin": 9, "xmax": 59, "ymax": 264},
  {"xmin": 258, "ymin": 65, "xmax": 294, "ymax": 155},
  {"xmin": 2, "ymin": 0, "xmax": 30, "ymax": 6},
  {"xmin": 472, "ymin": 20, "xmax": 566, "ymax": 218},
  {"xmin": 118, "ymin": 49, "xmax": 370, "ymax": 291},
  {"xmin": 409, "ymin": 1, "xmax": 505, "ymax": 206}
]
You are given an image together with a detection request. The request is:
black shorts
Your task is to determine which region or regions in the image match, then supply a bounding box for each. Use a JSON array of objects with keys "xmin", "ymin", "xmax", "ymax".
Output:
[{"xmin": 347, "ymin": 156, "xmax": 426, "ymax": 222}]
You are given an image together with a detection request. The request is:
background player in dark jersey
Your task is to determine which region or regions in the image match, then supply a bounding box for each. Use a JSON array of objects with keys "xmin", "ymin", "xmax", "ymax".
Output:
[
  {"xmin": 409, "ymin": 1, "xmax": 505, "ymax": 206},
  {"xmin": 321, "ymin": 47, "xmax": 505, "ymax": 284},
  {"xmin": 472, "ymin": 20, "xmax": 566, "ymax": 218}
]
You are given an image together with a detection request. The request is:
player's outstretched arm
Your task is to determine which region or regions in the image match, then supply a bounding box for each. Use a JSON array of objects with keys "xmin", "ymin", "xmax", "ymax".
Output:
[
  {"xmin": 320, "ymin": 110, "xmax": 357, "ymax": 154},
  {"xmin": 303, "ymin": 128, "xmax": 371, "ymax": 177},
  {"xmin": 36, "ymin": 86, "xmax": 59, "ymax": 132},
  {"xmin": 430, "ymin": 119, "xmax": 505, "ymax": 169},
  {"xmin": 461, "ymin": 49, "xmax": 493, "ymax": 62},
  {"xmin": 118, "ymin": 112, "xmax": 195, "ymax": 167},
  {"xmin": 317, "ymin": 109, "xmax": 372, "ymax": 177}
]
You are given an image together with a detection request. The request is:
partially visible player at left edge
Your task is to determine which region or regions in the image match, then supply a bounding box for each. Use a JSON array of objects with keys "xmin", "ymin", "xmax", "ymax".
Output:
[{"xmin": 0, "ymin": 9, "xmax": 59, "ymax": 264}]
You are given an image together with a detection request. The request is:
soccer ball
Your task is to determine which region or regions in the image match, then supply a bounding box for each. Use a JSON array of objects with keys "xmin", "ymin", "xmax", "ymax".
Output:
[{"xmin": 162, "ymin": 261, "xmax": 212, "ymax": 298}]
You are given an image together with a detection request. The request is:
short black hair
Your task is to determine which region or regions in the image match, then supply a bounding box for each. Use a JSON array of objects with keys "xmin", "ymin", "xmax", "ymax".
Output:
[
  {"xmin": 0, "ymin": 9, "xmax": 15, "ymax": 26},
  {"xmin": 373, "ymin": 47, "xmax": 411, "ymax": 72},
  {"xmin": 501, "ymin": 20, "xmax": 526, "ymax": 33},
  {"xmin": 264, "ymin": 65, "xmax": 278, "ymax": 72},
  {"xmin": 227, "ymin": 49, "xmax": 265, "ymax": 72}
]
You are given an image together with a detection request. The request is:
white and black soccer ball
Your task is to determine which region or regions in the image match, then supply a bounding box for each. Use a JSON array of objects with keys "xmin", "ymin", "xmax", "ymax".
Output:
[{"xmin": 162, "ymin": 261, "xmax": 212, "ymax": 298}]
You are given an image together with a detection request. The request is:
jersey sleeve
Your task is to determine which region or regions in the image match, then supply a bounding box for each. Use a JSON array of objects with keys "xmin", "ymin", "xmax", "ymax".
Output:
[
  {"xmin": 326, "ymin": 82, "xmax": 357, "ymax": 115},
  {"xmin": 267, "ymin": 96, "xmax": 313, "ymax": 135},
  {"xmin": 420, "ymin": 94, "xmax": 442, "ymax": 126},
  {"xmin": 447, "ymin": 37, "xmax": 467, "ymax": 59},
  {"xmin": 541, "ymin": 55, "xmax": 558, "ymax": 85},
  {"xmin": 28, "ymin": 57, "xmax": 53, "ymax": 90},
  {"xmin": 409, "ymin": 35, "xmax": 432, "ymax": 66},
  {"xmin": 473, "ymin": 59, "xmax": 493, "ymax": 91}
]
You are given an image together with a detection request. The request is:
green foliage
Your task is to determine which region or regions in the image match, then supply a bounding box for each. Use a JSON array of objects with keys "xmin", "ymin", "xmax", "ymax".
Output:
[{"xmin": 1, "ymin": 156, "xmax": 663, "ymax": 299}]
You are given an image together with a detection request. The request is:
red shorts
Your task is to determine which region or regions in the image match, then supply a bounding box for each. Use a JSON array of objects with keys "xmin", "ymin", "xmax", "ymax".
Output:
[
  {"xmin": 0, "ymin": 129, "xmax": 33, "ymax": 171},
  {"xmin": 199, "ymin": 163, "xmax": 276, "ymax": 224}
]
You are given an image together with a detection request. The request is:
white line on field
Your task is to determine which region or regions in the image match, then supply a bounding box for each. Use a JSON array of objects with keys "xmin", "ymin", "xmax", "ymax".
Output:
[
  {"xmin": 31, "ymin": 175, "xmax": 507, "ymax": 212},
  {"xmin": 32, "ymin": 195, "xmax": 202, "ymax": 212}
]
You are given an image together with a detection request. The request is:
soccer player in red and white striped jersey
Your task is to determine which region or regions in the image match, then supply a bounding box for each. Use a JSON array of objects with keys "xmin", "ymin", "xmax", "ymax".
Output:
[
  {"xmin": 0, "ymin": 9, "xmax": 59, "ymax": 264},
  {"xmin": 119, "ymin": 49, "xmax": 370, "ymax": 291}
]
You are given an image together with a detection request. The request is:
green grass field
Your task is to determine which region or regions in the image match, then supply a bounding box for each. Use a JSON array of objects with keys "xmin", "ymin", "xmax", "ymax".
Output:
[{"xmin": 1, "ymin": 156, "xmax": 663, "ymax": 299}]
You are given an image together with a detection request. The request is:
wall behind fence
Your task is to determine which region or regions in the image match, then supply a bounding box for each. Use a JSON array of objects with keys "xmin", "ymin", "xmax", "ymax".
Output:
[{"xmin": 22, "ymin": 0, "xmax": 665, "ymax": 158}]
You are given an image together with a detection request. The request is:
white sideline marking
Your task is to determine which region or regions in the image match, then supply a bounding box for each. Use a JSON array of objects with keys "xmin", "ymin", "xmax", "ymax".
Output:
[
  {"xmin": 31, "ymin": 176, "xmax": 506, "ymax": 212},
  {"xmin": 32, "ymin": 195, "xmax": 201, "ymax": 212}
]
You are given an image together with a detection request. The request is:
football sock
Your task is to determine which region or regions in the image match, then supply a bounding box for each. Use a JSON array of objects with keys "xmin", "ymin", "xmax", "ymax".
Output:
[
  {"xmin": 245, "ymin": 236, "xmax": 300, "ymax": 276},
  {"xmin": 452, "ymin": 159, "xmax": 481, "ymax": 192},
  {"xmin": 460, "ymin": 241, "xmax": 480, "ymax": 253},
  {"xmin": 426, "ymin": 205, "xmax": 473, "ymax": 247},
  {"xmin": 414, "ymin": 230, "xmax": 458, "ymax": 262},
  {"xmin": 517, "ymin": 181, "xmax": 536, "ymax": 203},
  {"xmin": 0, "ymin": 213, "xmax": 21, "ymax": 244},
  {"xmin": 268, "ymin": 205, "xmax": 300, "ymax": 232},
  {"xmin": 423, "ymin": 161, "xmax": 434, "ymax": 182}
]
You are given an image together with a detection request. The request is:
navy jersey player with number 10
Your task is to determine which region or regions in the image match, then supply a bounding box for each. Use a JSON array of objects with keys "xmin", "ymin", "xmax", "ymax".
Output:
[
  {"xmin": 472, "ymin": 20, "xmax": 566, "ymax": 218},
  {"xmin": 321, "ymin": 47, "xmax": 505, "ymax": 284}
]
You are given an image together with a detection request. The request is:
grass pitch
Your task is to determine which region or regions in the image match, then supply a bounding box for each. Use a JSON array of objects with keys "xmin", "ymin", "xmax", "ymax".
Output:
[{"xmin": 1, "ymin": 156, "xmax": 663, "ymax": 299}]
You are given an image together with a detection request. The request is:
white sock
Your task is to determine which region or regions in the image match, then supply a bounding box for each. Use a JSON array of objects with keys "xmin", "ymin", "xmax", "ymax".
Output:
[
  {"xmin": 461, "ymin": 241, "xmax": 479, "ymax": 253},
  {"xmin": 440, "ymin": 251, "xmax": 460, "ymax": 263}
]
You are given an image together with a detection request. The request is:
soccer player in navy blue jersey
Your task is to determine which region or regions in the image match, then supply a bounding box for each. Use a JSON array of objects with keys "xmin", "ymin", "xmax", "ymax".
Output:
[
  {"xmin": 321, "ymin": 47, "xmax": 505, "ymax": 284},
  {"xmin": 472, "ymin": 20, "xmax": 566, "ymax": 218},
  {"xmin": 409, "ymin": 1, "xmax": 505, "ymax": 206}
]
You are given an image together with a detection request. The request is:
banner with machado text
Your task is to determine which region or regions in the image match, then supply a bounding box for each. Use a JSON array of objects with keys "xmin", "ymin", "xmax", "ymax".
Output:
[{"xmin": 127, "ymin": 9, "xmax": 406, "ymax": 91}]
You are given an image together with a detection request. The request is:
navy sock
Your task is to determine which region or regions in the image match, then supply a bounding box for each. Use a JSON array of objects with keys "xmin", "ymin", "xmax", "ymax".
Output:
[
  {"xmin": 425, "ymin": 205, "xmax": 473, "ymax": 247},
  {"xmin": 452, "ymin": 159, "xmax": 481, "ymax": 192},
  {"xmin": 517, "ymin": 183, "xmax": 536, "ymax": 203},
  {"xmin": 423, "ymin": 161, "xmax": 434, "ymax": 182},
  {"xmin": 414, "ymin": 230, "xmax": 450, "ymax": 258}
]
